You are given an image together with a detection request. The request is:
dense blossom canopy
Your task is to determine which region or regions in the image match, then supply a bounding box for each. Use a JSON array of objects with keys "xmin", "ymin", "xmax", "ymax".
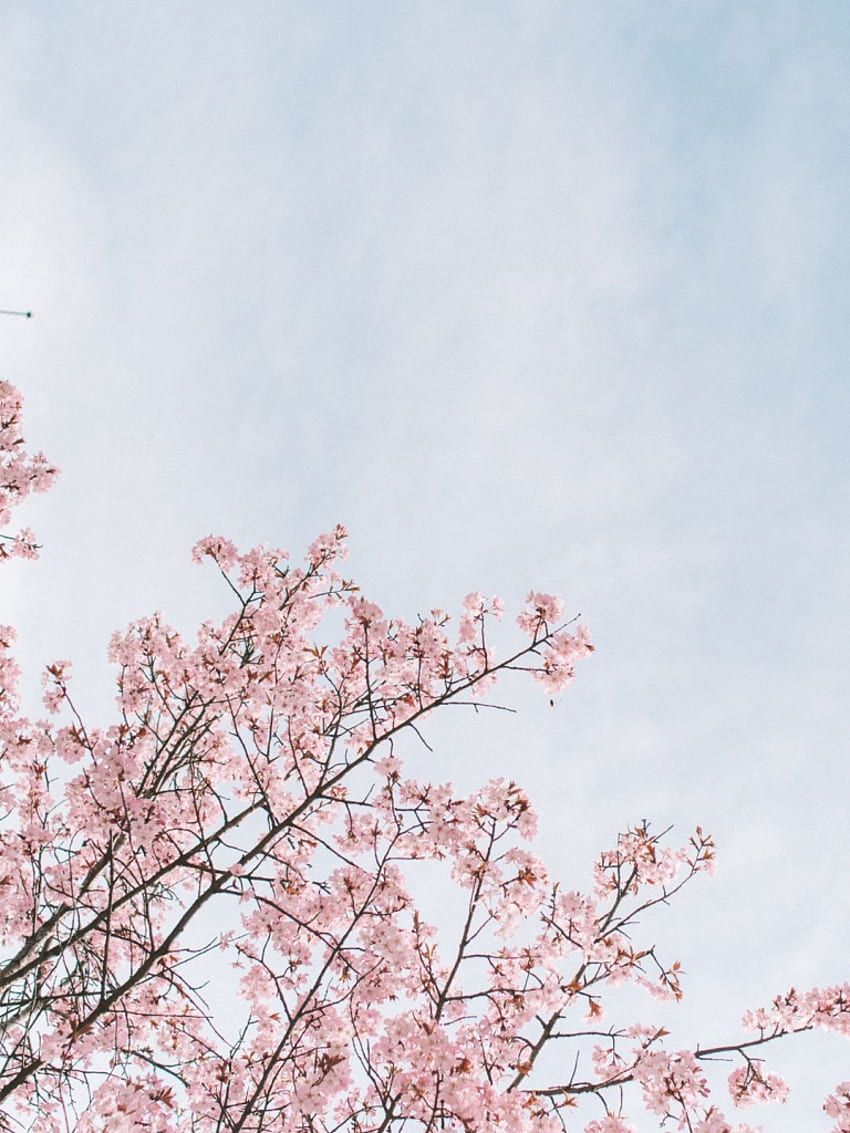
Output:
[{"xmin": 0, "ymin": 383, "xmax": 848, "ymax": 1132}]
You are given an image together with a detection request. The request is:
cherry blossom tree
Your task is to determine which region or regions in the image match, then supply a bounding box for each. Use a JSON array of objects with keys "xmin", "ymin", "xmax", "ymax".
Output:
[{"xmin": 1, "ymin": 379, "xmax": 848, "ymax": 1132}]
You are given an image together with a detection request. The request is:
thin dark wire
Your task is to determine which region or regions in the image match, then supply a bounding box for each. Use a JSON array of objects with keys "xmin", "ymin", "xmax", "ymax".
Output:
[{"xmin": 0, "ymin": 309, "xmax": 32, "ymax": 318}]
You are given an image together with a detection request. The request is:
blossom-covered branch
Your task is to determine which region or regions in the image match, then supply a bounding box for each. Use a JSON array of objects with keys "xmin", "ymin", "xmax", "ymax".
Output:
[
  {"xmin": 0, "ymin": 381, "xmax": 57, "ymax": 561},
  {"xmin": 0, "ymin": 383, "xmax": 847, "ymax": 1133}
]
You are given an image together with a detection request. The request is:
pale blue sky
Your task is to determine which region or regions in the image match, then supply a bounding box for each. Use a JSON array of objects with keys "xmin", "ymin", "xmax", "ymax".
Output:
[{"xmin": 2, "ymin": 4, "xmax": 850, "ymax": 1128}]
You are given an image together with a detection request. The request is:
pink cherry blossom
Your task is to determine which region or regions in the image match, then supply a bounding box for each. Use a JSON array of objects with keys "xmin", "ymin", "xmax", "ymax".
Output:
[
  {"xmin": 0, "ymin": 381, "xmax": 58, "ymax": 560},
  {"xmin": 825, "ymin": 1081, "xmax": 850, "ymax": 1132},
  {"xmin": 0, "ymin": 383, "xmax": 848, "ymax": 1132}
]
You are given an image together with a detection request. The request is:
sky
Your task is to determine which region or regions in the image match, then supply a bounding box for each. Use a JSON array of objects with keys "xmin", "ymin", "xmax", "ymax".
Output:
[{"xmin": 1, "ymin": 2, "xmax": 850, "ymax": 1128}]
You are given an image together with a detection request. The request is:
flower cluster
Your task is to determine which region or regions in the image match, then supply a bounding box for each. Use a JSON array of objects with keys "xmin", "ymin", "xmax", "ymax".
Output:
[
  {"xmin": 728, "ymin": 1063, "xmax": 789, "ymax": 1107},
  {"xmin": 0, "ymin": 380, "xmax": 57, "ymax": 559},
  {"xmin": 825, "ymin": 1082, "xmax": 850, "ymax": 1132},
  {"xmin": 0, "ymin": 384, "xmax": 848, "ymax": 1132}
]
